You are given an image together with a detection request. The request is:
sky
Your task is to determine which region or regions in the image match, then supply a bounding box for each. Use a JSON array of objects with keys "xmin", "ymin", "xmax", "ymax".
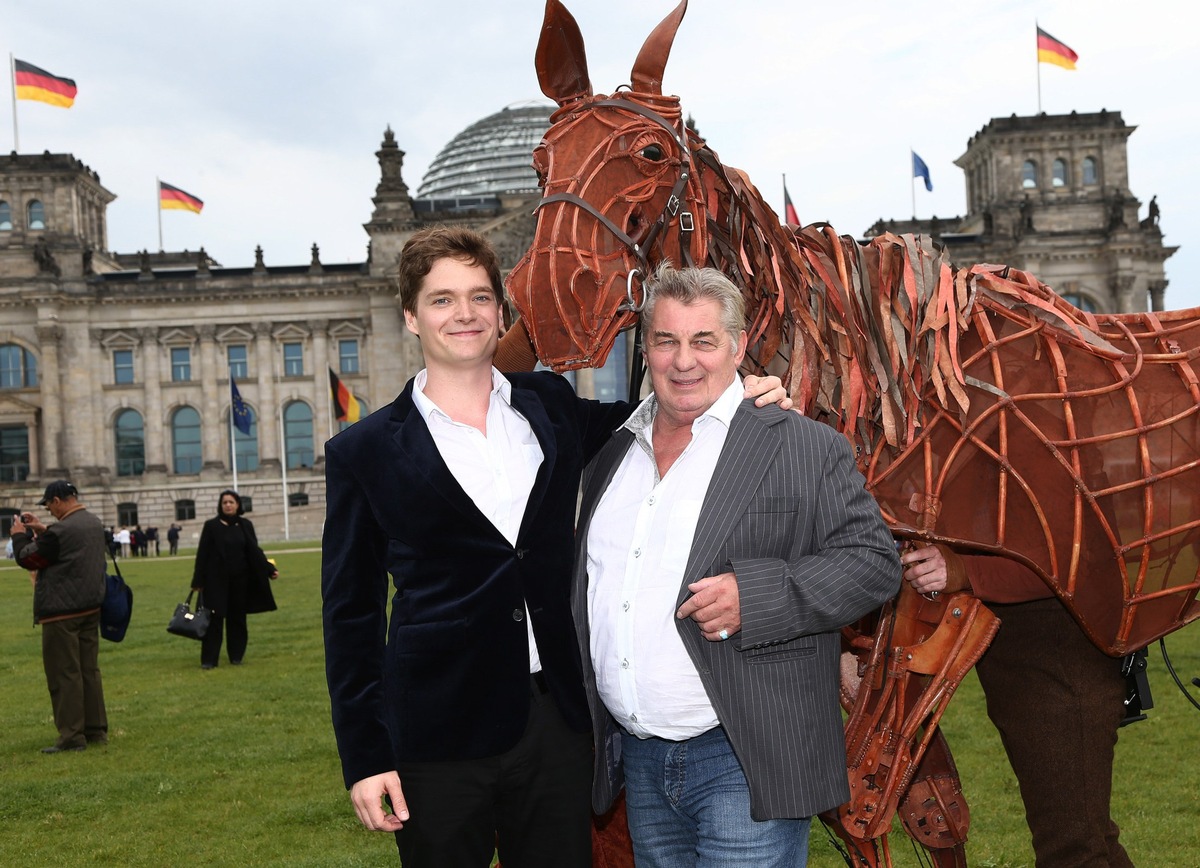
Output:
[{"xmin": 6, "ymin": 0, "xmax": 1196, "ymax": 308}]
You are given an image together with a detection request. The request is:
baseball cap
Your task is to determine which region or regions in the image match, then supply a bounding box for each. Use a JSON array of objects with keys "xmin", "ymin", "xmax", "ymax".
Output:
[{"xmin": 37, "ymin": 480, "xmax": 78, "ymax": 505}]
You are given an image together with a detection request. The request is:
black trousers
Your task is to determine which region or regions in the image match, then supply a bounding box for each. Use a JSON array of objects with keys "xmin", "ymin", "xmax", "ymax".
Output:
[
  {"xmin": 200, "ymin": 574, "xmax": 248, "ymax": 667},
  {"xmin": 393, "ymin": 675, "xmax": 593, "ymax": 868},
  {"xmin": 976, "ymin": 598, "xmax": 1133, "ymax": 868}
]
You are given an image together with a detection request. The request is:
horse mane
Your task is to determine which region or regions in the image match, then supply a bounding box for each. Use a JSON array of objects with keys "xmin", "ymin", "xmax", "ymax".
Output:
[{"xmin": 692, "ymin": 134, "xmax": 1121, "ymax": 452}]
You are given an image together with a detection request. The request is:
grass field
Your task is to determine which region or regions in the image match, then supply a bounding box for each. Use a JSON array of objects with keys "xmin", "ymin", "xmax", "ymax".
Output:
[{"xmin": 1, "ymin": 546, "xmax": 1197, "ymax": 866}]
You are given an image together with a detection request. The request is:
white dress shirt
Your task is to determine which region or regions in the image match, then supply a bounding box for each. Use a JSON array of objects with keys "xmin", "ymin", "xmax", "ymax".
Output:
[
  {"xmin": 413, "ymin": 367, "xmax": 545, "ymax": 673},
  {"xmin": 586, "ymin": 374, "xmax": 744, "ymax": 739}
]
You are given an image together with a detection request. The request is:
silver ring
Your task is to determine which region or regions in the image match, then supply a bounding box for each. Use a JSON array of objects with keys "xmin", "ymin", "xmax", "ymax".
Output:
[{"xmin": 718, "ymin": 629, "xmax": 730, "ymax": 641}]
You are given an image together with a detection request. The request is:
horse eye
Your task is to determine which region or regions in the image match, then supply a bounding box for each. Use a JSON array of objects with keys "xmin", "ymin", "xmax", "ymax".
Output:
[{"xmin": 639, "ymin": 144, "xmax": 665, "ymax": 161}]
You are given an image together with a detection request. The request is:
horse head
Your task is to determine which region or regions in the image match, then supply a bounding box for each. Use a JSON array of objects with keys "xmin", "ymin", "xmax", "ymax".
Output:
[{"xmin": 509, "ymin": 0, "xmax": 736, "ymax": 371}]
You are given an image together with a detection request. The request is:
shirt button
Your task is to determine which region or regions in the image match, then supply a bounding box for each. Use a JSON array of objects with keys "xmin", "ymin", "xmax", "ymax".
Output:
[
  {"xmin": 630, "ymin": 714, "xmax": 637, "ymax": 723},
  {"xmin": 647, "ymin": 495, "xmax": 656, "ymax": 505},
  {"xmin": 622, "ymin": 601, "xmax": 630, "ymax": 612},
  {"xmin": 512, "ymin": 609, "xmax": 524, "ymax": 622},
  {"xmin": 633, "ymin": 548, "xmax": 642, "ymax": 558},
  {"xmin": 621, "ymin": 658, "xmax": 629, "ymax": 669}
]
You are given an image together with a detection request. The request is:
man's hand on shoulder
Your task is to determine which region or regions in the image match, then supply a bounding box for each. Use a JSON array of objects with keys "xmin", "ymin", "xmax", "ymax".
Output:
[
  {"xmin": 743, "ymin": 375, "xmax": 793, "ymax": 411},
  {"xmin": 350, "ymin": 770, "xmax": 409, "ymax": 832}
]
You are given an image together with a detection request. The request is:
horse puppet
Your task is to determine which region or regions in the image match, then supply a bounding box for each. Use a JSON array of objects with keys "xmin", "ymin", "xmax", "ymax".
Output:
[{"xmin": 505, "ymin": 0, "xmax": 1200, "ymax": 864}]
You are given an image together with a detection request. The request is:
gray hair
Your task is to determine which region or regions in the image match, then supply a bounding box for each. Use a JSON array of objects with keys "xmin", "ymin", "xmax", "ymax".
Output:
[{"xmin": 641, "ymin": 263, "xmax": 746, "ymax": 349}]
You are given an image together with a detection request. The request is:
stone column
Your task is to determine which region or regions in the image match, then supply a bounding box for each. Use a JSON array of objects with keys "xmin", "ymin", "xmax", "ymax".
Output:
[
  {"xmin": 254, "ymin": 322, "xmax": 280, "ymax": 469},
  {"xmin": 311, "ymin": 319, "xmax": 331, "ymax": 448},
  {"xmin": 140, "ymin": 327, "xmax": 168, "ymax": 473},
  {"xmin": 198, "ymin": 325, "xmax": 224, "ymax": 470},
  {"xmin": 35, "ymin": 322, "xmax": 66, "ymax": 475},
  {"xmin": 85, "ymin": 328, "xmax": 106, "ymax": 471}
]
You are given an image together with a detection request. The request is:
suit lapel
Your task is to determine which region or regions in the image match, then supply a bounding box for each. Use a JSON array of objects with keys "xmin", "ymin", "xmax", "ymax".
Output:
[
  {"xmin": 511, "ymin": 381, "xmax": 557, "ymax": 542},
  {"xmin": 679, "ymin": 405, "xmax": 779, "ymax": 604},
  {"xmin": 577, "ymin": 430, "xmax": 635, "ymax": 554}
]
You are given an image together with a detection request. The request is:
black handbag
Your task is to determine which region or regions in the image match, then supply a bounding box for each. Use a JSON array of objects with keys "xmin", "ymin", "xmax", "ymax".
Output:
[{"xmin": 167, "ymin": 589, "xmax": 211, "ymax": 640}]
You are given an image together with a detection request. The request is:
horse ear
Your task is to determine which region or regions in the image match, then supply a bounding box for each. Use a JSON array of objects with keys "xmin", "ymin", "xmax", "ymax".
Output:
[
  {"xmin": 630, "ymin": 0, "xmax": 688, "ymax": 94},
  {"xmin": 536, "ymin": 0, "xmax": 593, "ymax": 105}
]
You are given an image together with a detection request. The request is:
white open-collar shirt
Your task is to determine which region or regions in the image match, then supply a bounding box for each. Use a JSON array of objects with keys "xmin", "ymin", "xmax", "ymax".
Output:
[
  {"xmin": 586, "ymin": 374, "xmax": 744, "ymax": 740},
  {"xmin": 413, "ymin": 367, "xmax": 545, "ymax": 673}
]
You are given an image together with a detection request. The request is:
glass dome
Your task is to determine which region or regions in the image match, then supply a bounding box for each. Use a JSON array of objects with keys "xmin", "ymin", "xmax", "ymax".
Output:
[{"xmin": 416, "ymin": 102, "xmax": 554, "ymax": 199}]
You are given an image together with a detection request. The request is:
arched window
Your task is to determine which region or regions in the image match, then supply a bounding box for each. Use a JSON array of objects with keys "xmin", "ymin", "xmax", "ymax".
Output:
[
  {"xmin": 231, "ymin": 405, "xmax": 260, "ymax": 471},
  {"xmin": 27, "ymin": 199, "xmax": 46, "ymax": 230},
  {"xmin": 114, "ymin": 409, "xmax": 146, "ymax": 477},
  {"xmin": 0, "ymin": 344, "xmax": 38, "ymax": 389},
  {"xmin": 1021, "ymin": 160, "xmax": 1038, "ymax": 189},
  {"xmin": 1082, "ymin": 157, "xmax": 1098, "ymax": 186},
  {"xmin": 171, "ymin": 406, "xmax": 202, "ymax": 474},
  {"xmin": 0, "ymin": 201, "xmax": 11, "ymax": 230},
  {"xmin": 338, "ymin": 397, "xmax": 369, "ymax": 433},
  {"xmin": 283, "ymin": 401, "xmax": 314, "ymax": 468},
  {"xmin": 1052, "ymin": 158, "xmax": 1068, "ymax": 188}
]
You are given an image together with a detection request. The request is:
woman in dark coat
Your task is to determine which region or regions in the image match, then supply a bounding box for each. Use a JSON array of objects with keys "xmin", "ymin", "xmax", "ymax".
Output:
[{"xmin": 191, "ymin": 490, "xmax": 278, "ymax": 669}]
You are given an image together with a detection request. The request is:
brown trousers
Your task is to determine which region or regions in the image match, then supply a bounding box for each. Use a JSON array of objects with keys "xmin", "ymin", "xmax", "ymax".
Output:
[
  {"xmin": 976, "ymin": 598, "xmax": 1134, "ymax": 868},
  {"xmin": 41, "ymin": 611, "xmax": 108, "ymax": 748}
]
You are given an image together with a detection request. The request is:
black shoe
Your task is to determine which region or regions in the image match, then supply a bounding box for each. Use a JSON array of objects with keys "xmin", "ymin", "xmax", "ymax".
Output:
[
  {"xmin": 201, "ymin": 663, "xmax": 216, "ymax": 670},
  {"xmin": 42, "ymin": 744, "xmax": 86, "ymax": 754},
  {"xmin": 230, "ymin": 659, "xmax": 243, "ymax": 665}
]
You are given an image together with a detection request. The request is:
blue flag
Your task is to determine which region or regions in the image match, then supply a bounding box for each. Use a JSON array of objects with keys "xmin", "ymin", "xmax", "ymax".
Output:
[
  {"xmin": 912, "ymin": 151, "xmax": 933, "ymax": 192},
  {"xmin": 231, "ymin": 378, "xmax": 252, "ymax": 435}
]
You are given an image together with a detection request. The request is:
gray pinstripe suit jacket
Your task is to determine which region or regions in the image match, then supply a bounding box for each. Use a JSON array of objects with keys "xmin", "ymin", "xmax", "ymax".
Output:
[{"xmin": 571, "ymin": 400, "xmax": 901, "ymax": 820}]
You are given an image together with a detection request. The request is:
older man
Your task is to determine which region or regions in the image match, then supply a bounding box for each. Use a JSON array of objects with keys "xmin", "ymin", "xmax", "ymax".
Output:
[
  {"xmin": 572, "ymin": 265, "xmax": 901, "ymax": 867},
  {"xmin": 11, "ymin": 480, "xmax": 109, "ymax": 753}
]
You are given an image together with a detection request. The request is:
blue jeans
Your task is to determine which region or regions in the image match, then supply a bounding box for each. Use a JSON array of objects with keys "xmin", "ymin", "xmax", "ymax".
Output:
[{"xmin": 621, "ymin": 726, "xmax": 811, "ymax": 867}]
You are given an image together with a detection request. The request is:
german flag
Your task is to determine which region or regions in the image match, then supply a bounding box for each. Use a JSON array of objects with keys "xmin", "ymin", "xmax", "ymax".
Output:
[
  {"xmin": 1037, "ymin": 27, "xmax": 1078, "ymax": 70},
  {"xmin": 14, "ymin": 59, "xmax": 77, "ymax": 108},
  {"xmin": 329, "ymin": 368, "xmax": 361, "ymax": 424},
  {"xmin": 160, "ymin": 181, "xmax": 204, "ymax": 214}
]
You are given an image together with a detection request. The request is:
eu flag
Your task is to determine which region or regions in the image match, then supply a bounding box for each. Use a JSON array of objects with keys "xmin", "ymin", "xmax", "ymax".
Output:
[
  {"xmin": 231, "ymin": 378, "xmax": 252, "ymax": 435},
  {"xmin": 912, "ymin": 151, "xmax": 933, "ymax": 192}
]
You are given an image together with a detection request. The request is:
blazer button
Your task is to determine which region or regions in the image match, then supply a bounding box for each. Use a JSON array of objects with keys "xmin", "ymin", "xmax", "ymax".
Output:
[
  {"xmin": 512, "ymin": 609, "xmax": 524, "ymax": 622},
  {"xmin": 515, "ymin": 549, "xmax": 526, "ymax": 559}
]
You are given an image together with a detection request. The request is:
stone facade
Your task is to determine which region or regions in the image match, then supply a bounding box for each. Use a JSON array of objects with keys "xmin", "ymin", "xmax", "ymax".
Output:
[{"xmin": 865, "ymin": 111, "xmax": 1176, "ymax": 314}]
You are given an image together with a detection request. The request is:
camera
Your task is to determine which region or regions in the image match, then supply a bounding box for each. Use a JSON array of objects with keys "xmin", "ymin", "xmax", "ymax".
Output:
[{"xmin": 21, "ymin": 512, "xmax": 35, "ymax": 524}]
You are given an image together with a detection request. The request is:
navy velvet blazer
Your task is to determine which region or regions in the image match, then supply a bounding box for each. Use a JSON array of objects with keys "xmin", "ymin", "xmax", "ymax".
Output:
[{"xmin": 322, "ymin": 371, "xmax": 630, "ymax": 788}]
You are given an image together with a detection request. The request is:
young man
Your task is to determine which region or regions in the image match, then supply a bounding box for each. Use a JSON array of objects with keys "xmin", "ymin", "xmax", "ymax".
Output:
[
  {"xmin": 572, "ymin": 265, "xmax": 900, "ymax": 867},
  {"xmin": 321, "ymin": 227, "xmax": 787, "ymax": 867}
]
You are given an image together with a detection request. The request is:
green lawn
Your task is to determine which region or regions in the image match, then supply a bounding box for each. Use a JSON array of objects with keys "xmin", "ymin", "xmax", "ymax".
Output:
[{"xmin": 1, "ymin": 548, "xmax": 1197, "ymax": 866}]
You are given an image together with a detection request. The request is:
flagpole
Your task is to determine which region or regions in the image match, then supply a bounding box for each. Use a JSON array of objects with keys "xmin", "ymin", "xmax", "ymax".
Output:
[
  {"xmin": 1036, "ymin": 21, "xmax": 1043, "ymax": 114},
  {"xmin": 156, "ymin": 177, "xmax": 164, "ymax": 252},
  {"xmin": 230, "ymin": 368, "xmax": 239, "ymax": 493},
  {"xmin": 279, "ymin": 407, "xmax": 290, "ymax": 541},
  {"xmin": 910, "ymin": 150, "xmax": 916, "ymax": 219},
  {"xmin": 9, "ymin": 55, "xmax": 19, "ymax": 153}
]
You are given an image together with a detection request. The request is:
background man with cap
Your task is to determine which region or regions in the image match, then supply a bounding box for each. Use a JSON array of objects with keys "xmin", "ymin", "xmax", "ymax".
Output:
[{"xmin": 11, "ymin": 480, "xmax": 109, "ymax": 753}]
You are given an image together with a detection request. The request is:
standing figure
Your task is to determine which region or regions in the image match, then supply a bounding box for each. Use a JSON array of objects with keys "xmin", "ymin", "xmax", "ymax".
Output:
[
  {"xmin": 191, "ymin": 490, "xmax": 278, "ymax": 670},
  {"xmin": 116, "ymin": 526, "xmax": 131, "ymax": 558},
  {"xmin": 11, "ymin": 480, "xmax": 109, "ymax": 753},
  {"xmin": 167, "ymin": 523, "xmax": 181, "ymax": 556},
  {"xmin": 146, "ymin": 526, "xmax": 160, "ymax": 556},
  {"xmin": 901, "ymin": 544, "xmax": 1135, "ymax": 867},
  {"xmin": 572, "ymin": 265, "xmax": 900, "ymax": 867}
]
